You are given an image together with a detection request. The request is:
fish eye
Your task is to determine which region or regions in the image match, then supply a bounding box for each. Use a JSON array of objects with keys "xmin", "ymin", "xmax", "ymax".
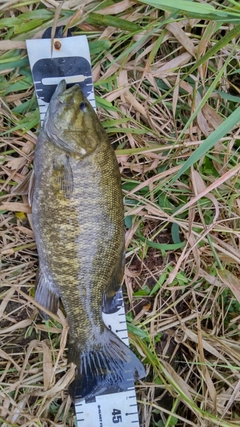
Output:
[{"xmin": 79, "ymin": 102, "xmax": 87, "ymax": 112}]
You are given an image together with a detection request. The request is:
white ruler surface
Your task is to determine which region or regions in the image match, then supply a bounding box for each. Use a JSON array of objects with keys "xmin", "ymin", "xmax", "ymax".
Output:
[
  {"xmin": 26, "ymin": 34, "xmax": 141, "ymax": 427},
  {"xmin": 27, "ymin": 34, "xmax": 96, "ymax": 124}
]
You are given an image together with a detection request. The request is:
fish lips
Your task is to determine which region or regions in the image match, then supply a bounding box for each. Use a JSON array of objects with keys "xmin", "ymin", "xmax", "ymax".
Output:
[
  {"xmin": 55, "ymin": 79, "xmax": 67, "ymax": 95},
  {"xmin": 50, "ymin": 79, "xmax": 76, "ymax": 103},
  {"xmin": 50, "ymin": 79, "xmax": 67, "ymax": 101},
  {"xmin": 56, "ymin": 80, "xmax": 83, "ymax": 105}
]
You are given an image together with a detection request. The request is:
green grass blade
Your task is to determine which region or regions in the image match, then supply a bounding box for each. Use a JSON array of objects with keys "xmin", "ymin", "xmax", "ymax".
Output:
[
  {"xmin": 179, "ymin": 46, "xmax": 236, "ymax": 139},
  {"xmin": 139, "ymin": 0, "xmax": 240, "ymax": 21},
  {"xmin": 186, "ymin": 24, "xmax": 240, "ymax": 77},
  {"xmin": 86, "ymin": 13, "xmax": 141, "ymax": 32},
  {"xmin": 138, "ymin": 233, "xmax": 185, "ymax": 251},
  {"xmin": 139, "ymin": 0, "xmax": 215, "ymax": 14},
  {"xmin": 171, "ymin": 105, "xmax": 240, "ymax": 184}
]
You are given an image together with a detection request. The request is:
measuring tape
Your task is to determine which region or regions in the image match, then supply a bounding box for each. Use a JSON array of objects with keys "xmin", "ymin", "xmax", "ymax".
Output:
[
  {"xmin": 27, "ymin": 33, "xmax": 96, "ymax": 124},
  {"xmin": 26, "ymin": 33, "xmax": 141, "ymax": 427}
]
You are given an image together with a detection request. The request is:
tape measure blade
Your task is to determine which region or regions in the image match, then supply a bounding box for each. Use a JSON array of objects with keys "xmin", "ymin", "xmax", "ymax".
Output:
[
  {"xmin": 102, "ymin": 289, "xmax": 130, "ymax": 345},
  {"xmin": 26, "ymin": 35, "xmax": 96, "ymax": 122},
  {"xmin": 75, "ymin": 389, "xmax": 140, "ymax": 426}
]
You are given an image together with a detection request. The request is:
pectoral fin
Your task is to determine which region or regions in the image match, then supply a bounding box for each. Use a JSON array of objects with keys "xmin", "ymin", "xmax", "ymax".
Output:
[
  {"xmin": 35, "ymin": 270, "xmax": 59, "ymax": 319},
  {"xmin": 11, "ymin": 170, "xmax": 34, "ymax": 207},
  {"xmin": 102, "ymin": 248, "xmax": 125, "ymax": 314},
  {"xmin": 52, "ymin": 154, "xmax": 73, "ymax": 198}
]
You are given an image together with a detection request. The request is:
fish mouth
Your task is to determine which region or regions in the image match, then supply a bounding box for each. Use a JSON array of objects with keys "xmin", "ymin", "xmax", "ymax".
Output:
[
  {"xmin": 55, "ymin": 79, "xmax": 67, "ymax": 96},
  {"xmin": 57, "ymin": 80, "xmax": 82, "ymax": 105}
]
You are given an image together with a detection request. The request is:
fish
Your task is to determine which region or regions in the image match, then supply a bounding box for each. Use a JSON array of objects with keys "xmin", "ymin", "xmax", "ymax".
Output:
[{"xmin": 32, "ymin": 80, "xmax": 145, "ymax": 400}]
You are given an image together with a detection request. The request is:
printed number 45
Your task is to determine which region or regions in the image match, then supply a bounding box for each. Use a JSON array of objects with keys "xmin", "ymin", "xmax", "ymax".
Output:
[{"xmin": 112, "ymin": 409, "xmax": 122, "ymax": 423}]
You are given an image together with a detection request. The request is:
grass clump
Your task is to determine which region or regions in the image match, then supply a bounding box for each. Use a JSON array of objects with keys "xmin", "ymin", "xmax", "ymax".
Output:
[{"xmin": 0, "ymin": 1, "xmax": 240, "ymax": 426}]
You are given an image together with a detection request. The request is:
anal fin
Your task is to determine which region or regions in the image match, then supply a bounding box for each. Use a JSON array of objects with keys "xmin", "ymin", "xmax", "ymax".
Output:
[
  {"xmin": 35, "ymin": 269, "xmax": 59, "ymax": 319},
  {"xmin": 102, "ymin": 288, "xmax": 123, "ymax": 314},
  {"xmin": 102, "ymin": 248, "xmax": 125, "ymax": 314}
]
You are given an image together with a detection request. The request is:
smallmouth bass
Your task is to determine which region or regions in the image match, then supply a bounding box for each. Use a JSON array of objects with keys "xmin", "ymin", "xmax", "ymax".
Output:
[{"xmin": 32, "ymin": 80, "xmax": 145, "ymax": 400}]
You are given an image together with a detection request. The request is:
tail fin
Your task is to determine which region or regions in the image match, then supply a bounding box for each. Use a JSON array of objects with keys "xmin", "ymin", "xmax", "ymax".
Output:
[{"xmin": 68, "ymin": 327, "xmax": 145, "ymax": 401}]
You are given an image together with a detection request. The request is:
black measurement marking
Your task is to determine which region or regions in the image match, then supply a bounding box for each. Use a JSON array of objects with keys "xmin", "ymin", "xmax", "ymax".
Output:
[
  {"xmin": 112, "ymin": 408, "xmax": 122, "ymax": 424},
  {"xmin": 116, "ymin": 328, "xmax": 127, "ymax": 332},
  {"xmin": 126, "ymin": 412, "xmax": 138, "ymax": 416},
  {"xmin": 32, "ymin": 56, "xmax": 92, "ymax": 103},
  {"xmin": 98, "ymin": 405, "xmax": 103, "ymax": 427}
]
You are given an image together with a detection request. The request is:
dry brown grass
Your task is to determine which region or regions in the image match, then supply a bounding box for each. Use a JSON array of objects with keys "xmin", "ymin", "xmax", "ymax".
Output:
[{"xmin": 1, "ymin": 1, "xmax": 240, "ymax": 426}]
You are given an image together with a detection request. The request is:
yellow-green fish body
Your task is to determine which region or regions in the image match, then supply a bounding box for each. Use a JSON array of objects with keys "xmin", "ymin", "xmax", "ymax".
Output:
[{"xmin": 32, "ymin": 80, "xmax": 144, "ymax": 399}]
